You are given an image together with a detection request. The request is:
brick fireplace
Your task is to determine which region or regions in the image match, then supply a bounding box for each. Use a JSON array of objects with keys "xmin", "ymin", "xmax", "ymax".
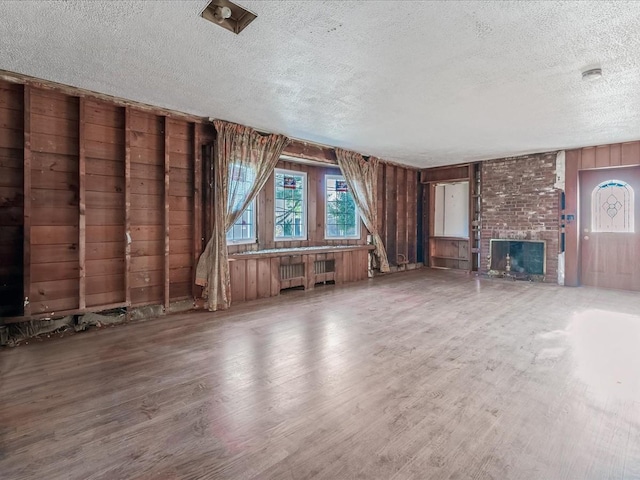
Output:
[{"xmin": 480, "ymin": 152, "xmax": 560, "ymax": 282}]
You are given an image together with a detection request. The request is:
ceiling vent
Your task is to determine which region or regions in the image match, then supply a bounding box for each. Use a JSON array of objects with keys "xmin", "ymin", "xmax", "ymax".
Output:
[{"xmin": 201, "ymin": 0, "xmax": 257, "ymax": 35}]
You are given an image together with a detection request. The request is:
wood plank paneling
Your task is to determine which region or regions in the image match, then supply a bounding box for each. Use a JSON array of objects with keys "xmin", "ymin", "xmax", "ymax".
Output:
[
  {"xmin": 396, "ymin": 167, "xmax": 407, "ymax": 264},
  {"xmin": 0, "ymin": 82, "xmax": 24, "ymax": 316},
  {"xmin": 168, "ymin": 118, "xmax": 195, "ymax": 301},
  {"xmin": 192, "ymin": 124, "xmax": 202, "ymax": 299},
  {"xmin": 229, "ymin": 246, "xmax": 372, "ymax": 304},
  {"xmin": 610, "ymin": 143, "xmax": 622, "ymax": 167},
  {"xmin": 0, "ymin": 82, "xmax": 24, "ymax": 111},
  {"xmin": 84, "ymin": 100, "xmax": 126, "ymax": 307},
  {"xmin": 128, "ymin": 110, "xmax": 164, "ymax": 307},
  {"xmin": 595, "ymin": 145, "xmax": 610, "ymax": 168},
  {"xmin": 31, "ymin": 244, "xmax": 78, "ymax": 264},
  {"xmin": 257, "ymin": 258, "xmax": 270, "ymax": 299},
  {"xmin": 79, "ymin": 98, "xmax": 86, "ymax": 309},
  {"xmin": 3, "ymin": 80, "xmax": 203, "ymax": 321},
  {"xmin": 384, "ymin": 164, "xmax": 398, "ymax": 266},
  {"xmin": 621, "ymin": 141, "xmax": 640, "ymax": 166},
  {"xmin": 124, "ymin": 108, "xmax": 132, "ymax": 306},
  {"xmin": 29, "ymin": 88, "xmax": 80, "ymax": 312},
  {"xmin": 163, "ymin": 119, "xmax": 170, "ymax": 308},
  {"xmin": 407, "ymin": 170, "xmax": 417, "ymax": 264},
  {"xmin": 32, "ymin": 152, "xmax": 78, "ymax": 173},
  {"xmin": 581, "ymin": 147, "xmax": 596, "ymax": 169},
  {"xmin": 22, "ymin": 85, "xmax": 31, "ymax": 317},
  {"xmin": 230, "ymin": 260, "xmax": 246, "ymax": 303},
  {"xmin": 245, "ymin": 259, "xmax": 258, "ymax": 301}
]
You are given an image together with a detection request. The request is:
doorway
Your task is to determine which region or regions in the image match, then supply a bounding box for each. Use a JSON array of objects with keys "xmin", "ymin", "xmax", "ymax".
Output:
[{"xmin": 579, "ymin": 166, "xmax": 640, "ymax": 291}]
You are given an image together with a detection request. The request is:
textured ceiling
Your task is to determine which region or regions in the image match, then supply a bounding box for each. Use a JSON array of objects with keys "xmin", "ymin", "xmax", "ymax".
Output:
[{"xmin": 2, "ymin": 1, "xmax": 640, "ymax": 167}]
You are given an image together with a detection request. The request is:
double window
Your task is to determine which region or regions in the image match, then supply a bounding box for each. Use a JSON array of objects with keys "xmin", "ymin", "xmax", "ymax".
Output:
[{"xmin": 227, "ymin": 168, "xmax": 361, "ymax": 244}]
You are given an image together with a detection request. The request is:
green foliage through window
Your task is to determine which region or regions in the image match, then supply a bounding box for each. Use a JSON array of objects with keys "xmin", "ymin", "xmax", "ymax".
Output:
[
  {"xmin": 325, "ymin": 175, "xmax": 359, "ymax": 238},
  {"xmin": 274, "ymin": 170, "xmax": 306, "ymax": 239}
]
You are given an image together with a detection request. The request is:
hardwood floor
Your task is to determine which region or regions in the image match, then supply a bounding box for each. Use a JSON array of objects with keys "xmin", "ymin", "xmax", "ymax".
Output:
[{"xmin": 1, "ymin": 269, "xmax": 640, "ymax": 480}]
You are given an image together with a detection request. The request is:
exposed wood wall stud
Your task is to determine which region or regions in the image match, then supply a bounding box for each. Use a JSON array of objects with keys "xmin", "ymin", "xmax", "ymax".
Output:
[
  {"xmin": 22, "ymin": 85, "xmax": 31, "ymax": 317},
  {"xmin": 78, "ymin": 97, "xmax": 86, "ymax": 309},
  {"xmin": 124, "ymin": 107, "xmax": 132, "ymax": 307},
  {"xmin": 193, "ymin": 123, "xmax": 202, "ymax": 299},
  {"xmin": 164, "ymin": 116, "xmax": 171, "ymax": 309}
]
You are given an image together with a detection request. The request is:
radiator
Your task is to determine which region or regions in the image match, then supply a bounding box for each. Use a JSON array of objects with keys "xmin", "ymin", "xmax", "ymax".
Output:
[
  {"xmin": 314, "ymin": 260, "xmax": 335, "ymax": 274},
  {"xmin": 280, "ymin": 263, "xmax": 304, "ymax": 280}
]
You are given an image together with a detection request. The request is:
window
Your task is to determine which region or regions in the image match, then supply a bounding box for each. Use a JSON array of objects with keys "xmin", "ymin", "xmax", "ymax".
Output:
[
  {"xmin": 226, "ymin": 164, "xmax": 256, "ymax": 244},
  {"xmin": 433, "ymin": 181, "xmax": 469, "ymax": 237},
  {"xmin": 592, "ymin": 180, "xmax": 634, "ymax": 233},
  {"xmin": 274, "ymin": 169, "xmax": 307, "ymax": 240},
  {"xmin": 325, "ymin": 175, "xmax": 360, "ymax": 239}
]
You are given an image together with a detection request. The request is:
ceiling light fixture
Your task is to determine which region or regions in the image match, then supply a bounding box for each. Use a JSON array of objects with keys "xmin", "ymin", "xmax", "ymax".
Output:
[
  {"xmin": 582, "ymin": 68, "xmax": 603, "ymax": 81},
  {"xmin": 201, "ymin": 1, "xmax": 257, "ymax": 35},
  {"xmin": 214, "ymin": 6, "xmax": 232, "ymax": 23}
]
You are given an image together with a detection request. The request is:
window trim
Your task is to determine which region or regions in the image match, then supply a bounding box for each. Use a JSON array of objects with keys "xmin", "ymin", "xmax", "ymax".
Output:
[
  {"xmin": 274, "ymin": 168, "xmax": 308, "ymax": 241},
  {"xmin": 226, "ymin": 198, "xmax": 257, "ymax": 245},
  {"xmin": 324, "ymin": 174, "xmax": 361, "ymax": 240},
  {"xmin": 591, "ymin": 179, "xmax": 635, "ymax": 233}
]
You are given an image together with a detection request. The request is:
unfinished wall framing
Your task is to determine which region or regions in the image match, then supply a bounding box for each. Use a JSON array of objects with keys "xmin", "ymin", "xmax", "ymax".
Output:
[
  {"xmin": 377, "ymin": 163, "xmax": 420, "ymax": 271},
  {"xmin": 0, "ymin": 80, "xmax": 210, "ymax": 323}
]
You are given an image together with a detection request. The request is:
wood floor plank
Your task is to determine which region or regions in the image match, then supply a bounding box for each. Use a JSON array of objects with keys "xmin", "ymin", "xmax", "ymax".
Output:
[{"xmin": 1, "ymin": 269, "xmax": 640, "ymax": 479}]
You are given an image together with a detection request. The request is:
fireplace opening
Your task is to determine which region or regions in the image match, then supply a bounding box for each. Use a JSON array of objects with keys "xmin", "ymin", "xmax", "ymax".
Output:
[{"xmin": 489, "ymin": 239, "xmax": 546, "ymax": 277}]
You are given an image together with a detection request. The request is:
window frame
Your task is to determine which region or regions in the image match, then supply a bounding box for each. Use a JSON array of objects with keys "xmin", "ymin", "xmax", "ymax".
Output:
[
  {"xmin": 225, "ymin": 163, "xmax": 257, "ymax": 245},
  {"xmin": 591, "ymin": 179, "xmax": 635, "ymax": 233},
  {"xmin": 226, "ymin": 198, "xmax": 257, "ymax": 245},
  {"xmin": 324, "ymin": 174, "xmax": 361, "ymax": 240},
  {"xmin": 274, "ymin": 168, "xmax": 308, "ymax": 241}
]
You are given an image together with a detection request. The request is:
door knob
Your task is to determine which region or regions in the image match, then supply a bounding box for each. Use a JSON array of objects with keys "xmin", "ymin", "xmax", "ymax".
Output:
[{"xmin": 584, "ymin": 235, "xmax": 590, "ymax": 240}]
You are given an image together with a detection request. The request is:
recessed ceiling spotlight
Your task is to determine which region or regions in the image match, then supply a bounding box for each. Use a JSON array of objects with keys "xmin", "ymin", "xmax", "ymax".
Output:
[
  {"xmin": 201, "ymin": 1, "xmax": 257, "ymax": 35},
  {"xmin": 214, "ymin": 6, "xmax": 232, "ymax": 23},
  {"xmin": 582, "ymin": 68, "xmax": 603, "ymax": 81}
]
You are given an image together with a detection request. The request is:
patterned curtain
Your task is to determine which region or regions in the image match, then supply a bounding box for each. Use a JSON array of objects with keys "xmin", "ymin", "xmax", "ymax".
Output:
[
  {"xmin": 196, "ymin": 120, "xmax": 289, "ymax": 311},
  {"xmin": 335, "ymin": 148, "xmax": 390, "ymax": 273}
]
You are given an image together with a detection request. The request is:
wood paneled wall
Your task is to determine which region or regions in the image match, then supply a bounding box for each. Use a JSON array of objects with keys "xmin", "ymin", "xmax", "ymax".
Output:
[
  {"xmin": 229, "ymin": 246, "xmax": 372, "ymax": 303},
  {"xmin": 30, "ymin": 90, "xmax": 81, "ymax": 314},
  {"xmin": 0, "ymin": 80, "xmax": 207, "ymax": 322},
  {"xmin": 565, "ymin": 141, "xmax": 640, "ymax": 286},
  {"xmin": 0, "ymin": 83, "xmax": 24, "ymax": 316},
  {"xmin": 378, "ymin": 163, "xmax": 420, "ymax": 268},
  {"xmin": 84, "ymin": 99, "xmax": 125, "ymax": 308}
]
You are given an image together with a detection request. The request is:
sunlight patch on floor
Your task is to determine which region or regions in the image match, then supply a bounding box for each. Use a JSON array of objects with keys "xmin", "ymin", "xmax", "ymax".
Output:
[{"xmin": 568, "ymin": 309, "xmax": 640, "ymax": 400}]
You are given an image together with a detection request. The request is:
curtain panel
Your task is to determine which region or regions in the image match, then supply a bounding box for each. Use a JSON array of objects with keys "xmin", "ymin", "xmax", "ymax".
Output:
[
  {"xmin": 335, "ymin": 149, "xmax": 390, "ymax": 273},
  {"xmin": 196, "ymin": 120, "xmax": 289, "ymax": 311}
]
